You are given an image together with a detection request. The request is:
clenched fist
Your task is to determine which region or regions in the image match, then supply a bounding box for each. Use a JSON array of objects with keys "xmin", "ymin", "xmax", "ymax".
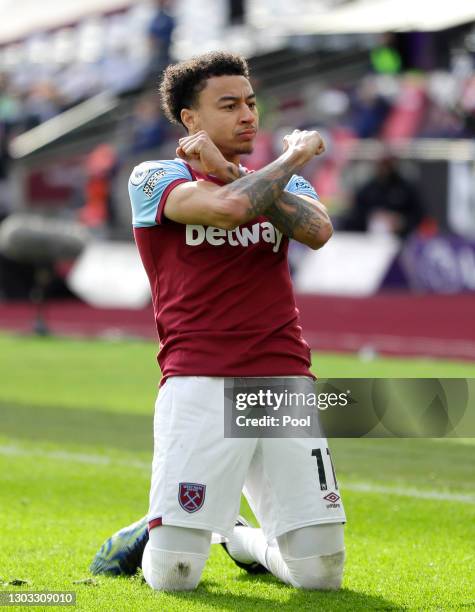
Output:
[
  {"xmin": 176, "ymin": 130, "xmax": 240, "ymax": 182},
  {"xmin": 282, "ymin": 129, "xmax": 326, "ymax": 161}
]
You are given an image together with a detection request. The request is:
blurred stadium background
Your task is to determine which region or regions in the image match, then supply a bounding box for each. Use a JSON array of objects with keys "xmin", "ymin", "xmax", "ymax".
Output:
[
  {"xmin": 1, "ymin": 3, "xmax": 475, "ymax": 608},
  {"xmin": 1, "ymin": 0, "xmax": 475, "ymax": 360}
]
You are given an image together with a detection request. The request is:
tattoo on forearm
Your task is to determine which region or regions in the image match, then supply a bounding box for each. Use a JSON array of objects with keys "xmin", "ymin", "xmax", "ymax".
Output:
[
  {"xmin": 224, "ymin": 155, "xmax": 301, "ymax": 220},
  {"xmin": 220, "ymin": 155, "xmax": 328, "ymax": 244},
  {"xmin": 265, "ymin": 191, "xmax": 326, "ymax": 242}
]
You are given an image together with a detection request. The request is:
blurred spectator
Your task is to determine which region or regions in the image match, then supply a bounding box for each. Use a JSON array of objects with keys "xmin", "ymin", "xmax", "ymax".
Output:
[
  {"xmin": 459, "ymin": 75, "xmax": 475, "ymax": 135},
  {"xmin": 381, "ymin": 74, "xmax": 427, "ymax": 140},
  {"xmin": 79, "ymin": 144, "xmax": 118, "ymax": 230},
  {"xmin": 229, "ymin": 0, "xmax": 245, "ymax": 25},
  {"xmin": 148, "ymin": 0, "xmax": 175, "ymax": 75},
  {"xmin": 341, "ymin": 156, "xmax": 425, "ymax": 239},
  {"xmin": 370, "ymin": 33, "xmax": 402, "ymax": 75},
  {"xmin": 128, "ymin": 94, "xmax": 167, "ymax": 154},
  {"xmin": 0, "ymin": 74, "xmax": 22, "ymax": 128},
  {"xmin": 0, "ymin": 123, "xmax": 11, "ymax": 222},
  {"xmin": 351, "ymin": 76, "xmax": 392, "ymax": 138}
]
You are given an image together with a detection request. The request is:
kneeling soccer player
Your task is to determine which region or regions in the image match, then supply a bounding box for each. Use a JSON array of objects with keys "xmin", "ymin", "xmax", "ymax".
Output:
[{"xmin": 90, "ymin": 50, "xmax": 346, "ymax": 591}]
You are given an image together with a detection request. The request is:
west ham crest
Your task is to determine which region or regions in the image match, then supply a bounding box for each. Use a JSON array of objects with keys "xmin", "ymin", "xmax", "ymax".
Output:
[{"xmin": 178, "ymin": 482, "xmax": 206, "ymax": 513}]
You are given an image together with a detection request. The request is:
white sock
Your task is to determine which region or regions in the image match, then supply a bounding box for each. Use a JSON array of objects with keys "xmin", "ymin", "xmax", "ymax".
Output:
[
  {"xmin": 226, "ymin": 527, "xmax": 293, "ymax": 584},
  {"xmin": 142, "ymin": 543, "xmax": 207, "ymax": 591},
  {"xmin": 227, "ymin": 527, "xmax": 268, "ymax": 566},
  {"xmin": 227, "ymin": 524, "xmax": 345, "ymax": 589}
]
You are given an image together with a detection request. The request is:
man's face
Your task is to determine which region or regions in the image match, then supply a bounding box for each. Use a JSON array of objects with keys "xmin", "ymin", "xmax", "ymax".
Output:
[{"xmin": 190, "ymin": 75, "xmax": 259, "ymax": 158}]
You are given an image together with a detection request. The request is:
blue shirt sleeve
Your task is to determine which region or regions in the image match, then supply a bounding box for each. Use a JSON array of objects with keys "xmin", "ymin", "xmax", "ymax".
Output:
[
  {"xmin": 285, "ymin": 175, "xmax": 319, "ymax": 200},
  {"xmin": 129, "ymin": 159, "xmax": 192, "ymax": 227}
]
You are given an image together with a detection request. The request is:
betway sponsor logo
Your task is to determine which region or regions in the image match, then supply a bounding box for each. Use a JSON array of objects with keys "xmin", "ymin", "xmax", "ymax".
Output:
[{"xmin": 186, "ymin": 222, "xmax": 283, "ymax": 253}]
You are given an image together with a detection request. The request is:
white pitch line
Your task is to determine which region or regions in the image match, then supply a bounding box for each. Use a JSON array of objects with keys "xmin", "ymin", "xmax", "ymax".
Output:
[
  {"xmin": 342, "ymin": 482, "xmax": 475, "ymax": 504},
  {"xmin": 0, "ymin": 444, "xmax": 150, "ymax": 471},
  {"xmin": 1, "ymin": 444, "xmax": 474, "ymax": 505}
]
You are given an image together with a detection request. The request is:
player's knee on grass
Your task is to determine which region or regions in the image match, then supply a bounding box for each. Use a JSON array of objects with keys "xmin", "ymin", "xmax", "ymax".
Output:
[
  {"xmin": 277, "ymin": 523, "xmax": 345, "ymax": 590},
  {"xmin": 143, "ymin": 547, "xmax": 207, "ymax": 591},
  {"xmin": 142, "ymin": 525, "xmax": 211, "ymax": 591},
  {"xmin": 282, "ymin": 550, "xmax": 345, "ymax": 590}
]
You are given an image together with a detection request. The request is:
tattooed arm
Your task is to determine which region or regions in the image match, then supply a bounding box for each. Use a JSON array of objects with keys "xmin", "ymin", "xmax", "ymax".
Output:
[
  {"xmin": 264, "ymin": 192, "xmax": 333, "ymax": 250},
  {"xmin": 221, "ymin": 162, "xmax": 332, "ymax": 249},
  {"xmin": 165, "ymin": 129, "xmax": 326, "ymax": 233}
]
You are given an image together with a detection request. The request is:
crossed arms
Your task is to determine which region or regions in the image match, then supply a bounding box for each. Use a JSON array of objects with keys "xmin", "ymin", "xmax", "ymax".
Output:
[{"xmin": 164, "ymin": 130, "xmax": 333, "ymax": 250}]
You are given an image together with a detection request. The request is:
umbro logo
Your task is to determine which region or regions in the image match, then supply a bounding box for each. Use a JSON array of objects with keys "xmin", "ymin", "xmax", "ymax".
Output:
[{"xmin": 323, "ymin": 492, "xmax": 340, "ymax": 503}]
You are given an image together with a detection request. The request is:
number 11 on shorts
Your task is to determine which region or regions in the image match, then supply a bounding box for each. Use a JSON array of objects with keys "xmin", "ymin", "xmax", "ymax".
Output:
[{"xmin": 311, "ymin": 448, "xmax": 339, "ymax": 491}]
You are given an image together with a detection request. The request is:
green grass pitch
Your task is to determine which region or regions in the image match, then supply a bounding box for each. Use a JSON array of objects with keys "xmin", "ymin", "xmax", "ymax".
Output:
[{"xmin": 0, "ymin": 333, "xmax": 474, "ymax": 611}]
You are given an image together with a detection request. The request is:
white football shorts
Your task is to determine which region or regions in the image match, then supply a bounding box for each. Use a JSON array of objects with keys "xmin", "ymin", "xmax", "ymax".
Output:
[{"xmin": 148, "ymin": 376, "xmax": 346, "ymax": 541}]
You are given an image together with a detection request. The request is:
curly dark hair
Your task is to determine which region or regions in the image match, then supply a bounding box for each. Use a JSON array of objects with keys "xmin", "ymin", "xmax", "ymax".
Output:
[{"xmin": 159, "ymin": 51, "xmax": 250, "ymax": 127}]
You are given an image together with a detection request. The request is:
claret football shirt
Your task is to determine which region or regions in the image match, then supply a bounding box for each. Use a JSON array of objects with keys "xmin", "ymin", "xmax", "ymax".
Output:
[{"xmin": 129, "ymin": 158, "xmax": 318, "ymax": 383}]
